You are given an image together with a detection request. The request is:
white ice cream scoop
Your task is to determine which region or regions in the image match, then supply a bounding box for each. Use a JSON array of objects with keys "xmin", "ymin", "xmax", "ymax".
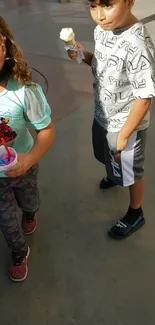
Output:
[{"xmin": 60, "ymin": 28, "xmax": 75, "ymax": 45}]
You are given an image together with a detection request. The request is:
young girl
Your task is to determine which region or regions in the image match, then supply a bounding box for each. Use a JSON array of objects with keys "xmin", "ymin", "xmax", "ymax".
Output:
[{"xmin": 0, "ymin": 16, "xmax": 55, "ymax": 282}]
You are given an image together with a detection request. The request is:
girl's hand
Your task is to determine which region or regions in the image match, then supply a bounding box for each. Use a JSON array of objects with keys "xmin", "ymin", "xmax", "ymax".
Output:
[
  {"xmin": 67, "ymin": 42, "xmax": 84, "ymax": 60},
  {"xmin": 5, "ymin": 153, "xmax": 32, "ymax": 178},
  {"xmin": 5, "ymin": 123, "xmax": 55, "ymax": 178}
]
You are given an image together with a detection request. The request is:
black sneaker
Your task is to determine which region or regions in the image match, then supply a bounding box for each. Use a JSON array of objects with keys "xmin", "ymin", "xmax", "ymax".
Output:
[
  {"xmin": 99, "ymin": 176, "xmax": 117, "ymax": 190},
  {"xmin": 108, "ymin": 211, "xmax": 145, "ymax": 239}
]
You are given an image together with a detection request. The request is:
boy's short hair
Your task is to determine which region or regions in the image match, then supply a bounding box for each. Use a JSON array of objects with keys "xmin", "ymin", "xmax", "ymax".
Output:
[
  {"xmin": 88, "ymin": 0, "xmax": 113, "ymax": 5},
  {"xmin": 88, "ymin": 0, "xmax": 126, "ymax": 4}
]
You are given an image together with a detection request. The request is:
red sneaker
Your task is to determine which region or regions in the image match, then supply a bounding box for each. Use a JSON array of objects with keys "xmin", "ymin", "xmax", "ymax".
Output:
[
  {"xmin": 23, "ymin": 215, "xmax": 37, "ymax": 235},
  {"xmin": 9, "ymin": 246, "xmax": 30, "ymax": 282}
]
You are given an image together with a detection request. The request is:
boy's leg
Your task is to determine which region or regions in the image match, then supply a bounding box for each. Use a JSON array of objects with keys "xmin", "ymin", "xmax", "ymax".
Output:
[
  {"xmin": 92, "ymin": 118, "xmax": 117, "ymax": 189},
  {"xmin": 13, "ymin": 164, "xmax": 40, "ymax": 235},
  {"xmin": 129, "ymin": 177, "xmax": 144, "ymax": 209},
  {"xmin": 0, "ymin": 178, "xmax": 29, "ymax": 281},
  {"xmin": 108, "ymin": 129, "xmax": 146, "ymax": 239}
]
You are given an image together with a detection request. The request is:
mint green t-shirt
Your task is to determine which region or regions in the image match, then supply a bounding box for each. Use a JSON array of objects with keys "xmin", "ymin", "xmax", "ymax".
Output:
[{"xmin": 0, "ymin": 78, "xmax": 51, "ymax": 177}]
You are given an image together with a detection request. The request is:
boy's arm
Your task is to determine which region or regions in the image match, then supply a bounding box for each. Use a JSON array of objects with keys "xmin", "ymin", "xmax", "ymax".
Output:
[
  {"xmin": 82, "ymin": 50, "xmax": 93, "ymax": 66},
  {"xmin": 68, "ymin": 42, "xmax": 93, "ymax": 67},
  {"xmin": 117, "ymin": 98, "xmax": 151, "ymax": 152},
  {"xmin": 120, "ymin": 98, "xmax": 151, "ymax": 138}
]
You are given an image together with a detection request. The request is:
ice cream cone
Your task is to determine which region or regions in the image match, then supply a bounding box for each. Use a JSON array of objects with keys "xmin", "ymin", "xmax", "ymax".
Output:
[
  {"xmin": 60, "ymin": 28, "xmax": 76, "ymax": 46},
  {"xmin": 60, "ymin": 27, "xmax": 85, "ymax": 64},
  {"xmin": 64, "ymin": 37, "xmax": 75, "ymax": 46}
]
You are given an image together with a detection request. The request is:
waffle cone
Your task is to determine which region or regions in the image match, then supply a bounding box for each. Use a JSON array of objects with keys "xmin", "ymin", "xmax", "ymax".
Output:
[{"xmin": 64, "ymin": 37, "xmax": 75, "ymax": 46}]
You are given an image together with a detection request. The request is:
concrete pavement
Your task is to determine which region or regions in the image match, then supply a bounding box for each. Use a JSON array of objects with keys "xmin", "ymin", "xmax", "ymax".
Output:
[{"xmin": 0, "ymin": 1, "xmax": 155, "ymax": 324}]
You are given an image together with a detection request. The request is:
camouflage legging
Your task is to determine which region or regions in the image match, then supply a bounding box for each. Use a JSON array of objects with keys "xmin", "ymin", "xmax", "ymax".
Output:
[{"xmin": 0, "ymin": 165, "xmax": 40, "ymax": 252}]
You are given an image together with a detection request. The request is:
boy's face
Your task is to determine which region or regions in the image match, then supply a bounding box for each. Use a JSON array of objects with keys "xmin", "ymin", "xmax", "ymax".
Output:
[{"xmin": 89, "ymin": 0, "xmax": 134, "ymax": 31}]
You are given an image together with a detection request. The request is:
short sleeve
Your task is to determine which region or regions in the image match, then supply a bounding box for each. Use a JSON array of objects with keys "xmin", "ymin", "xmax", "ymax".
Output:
[
  {"xmin": 126, "ymin": 46, "xmax": 155, "ymax": 98},
  {"xmin": 24, "ymin": 83, "xmax": 51, "ymax": 130}
]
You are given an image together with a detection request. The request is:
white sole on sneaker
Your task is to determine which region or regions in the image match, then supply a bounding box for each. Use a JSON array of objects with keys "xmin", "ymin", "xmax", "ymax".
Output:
[
  {"xmin": 26, "ymin": 246, "xmax": 30, "ymax": 259},
  {"xmin": 9, "ymin": 246, "xmax": 30, "ymax": 282}
]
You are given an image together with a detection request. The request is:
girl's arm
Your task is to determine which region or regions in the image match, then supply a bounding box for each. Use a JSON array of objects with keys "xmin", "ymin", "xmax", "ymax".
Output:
[
  {"xmin": 6, "ymin": 123, "xmax": 55, "ymax": 178},
  {"xmin": 26, "ymin": 122, "xmax": 55, "ymax": 166},
  {"xmin": 6, "ymin": 84, "xmax": 55, "ymax": 177}
]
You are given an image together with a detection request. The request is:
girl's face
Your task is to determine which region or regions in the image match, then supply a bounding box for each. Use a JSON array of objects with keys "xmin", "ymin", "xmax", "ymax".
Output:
[
  {"xmin": 0, "ymin": 36, "xmax": 6, "ymax": 71},
  {"xmin": 89, "ymin": 0, "xmax": 134, "ymax": 31}
]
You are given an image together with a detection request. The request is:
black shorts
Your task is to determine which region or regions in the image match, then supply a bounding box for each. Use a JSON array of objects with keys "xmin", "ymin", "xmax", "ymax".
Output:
[{"xmin": 92, "ymin": 118, "xmax": 147, "ymax": 187}]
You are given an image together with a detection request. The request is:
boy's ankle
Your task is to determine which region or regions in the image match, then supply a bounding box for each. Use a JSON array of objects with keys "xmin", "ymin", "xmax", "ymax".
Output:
[{"xmin": 123, "ymin": 206, "xmax": 143, "ymax": 225}]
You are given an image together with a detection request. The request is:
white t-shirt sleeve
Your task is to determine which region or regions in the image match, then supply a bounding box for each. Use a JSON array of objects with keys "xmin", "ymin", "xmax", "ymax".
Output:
[
  {"xmin": 24, "ymin": 83, "xmax": 51, "ymax": 130},
  {"xmin": 126, "ymin": 46, "xmax": 155, "ymax": 98}
]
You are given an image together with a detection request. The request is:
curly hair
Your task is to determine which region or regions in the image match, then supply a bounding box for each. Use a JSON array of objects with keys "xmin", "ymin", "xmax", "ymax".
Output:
[{"xmin": 0, "ymin": 16, "xmax": 32, "ymax": 85}]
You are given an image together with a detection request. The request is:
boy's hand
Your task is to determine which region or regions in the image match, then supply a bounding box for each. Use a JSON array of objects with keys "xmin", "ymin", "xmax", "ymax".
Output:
[
  {"xmin": 5, "ymin": 153, "xmax": 32, "ymax": 178},
  {"xmin": 67, "ymin": 42, "xmax": 84, "ymax": 60},
  {"xmin": 117, "ymin": 132, "xmax": 128, "ymax": 152}
]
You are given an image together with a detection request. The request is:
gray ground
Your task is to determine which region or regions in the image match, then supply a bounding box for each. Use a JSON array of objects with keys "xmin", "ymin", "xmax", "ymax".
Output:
[{"xmin": 0, "ymin": 0, "xmax": 155, "ymax": 324}]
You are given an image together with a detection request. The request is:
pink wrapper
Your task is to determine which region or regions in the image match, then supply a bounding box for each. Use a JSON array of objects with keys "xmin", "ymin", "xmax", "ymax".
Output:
[{"xmin": 0, "ymin": 153, "xmax": 16, "ymax": 166}]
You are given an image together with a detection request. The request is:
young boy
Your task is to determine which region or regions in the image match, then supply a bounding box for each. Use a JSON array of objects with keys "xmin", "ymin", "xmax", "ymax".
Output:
[{"xmin": 68, "ymin": 0, "xmax": 155, "ymax": 239}]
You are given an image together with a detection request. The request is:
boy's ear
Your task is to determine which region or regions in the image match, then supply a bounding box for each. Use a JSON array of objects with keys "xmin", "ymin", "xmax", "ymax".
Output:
[{"xmin": 127, "ymin": 0, "xmax": 135, "ymax": 9}]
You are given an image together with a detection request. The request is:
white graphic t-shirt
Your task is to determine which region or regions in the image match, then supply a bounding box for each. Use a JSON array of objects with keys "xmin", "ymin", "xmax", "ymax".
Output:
[{"xmin": 92, "ymin": 22, "xmax": 155, "ymax": 132}]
